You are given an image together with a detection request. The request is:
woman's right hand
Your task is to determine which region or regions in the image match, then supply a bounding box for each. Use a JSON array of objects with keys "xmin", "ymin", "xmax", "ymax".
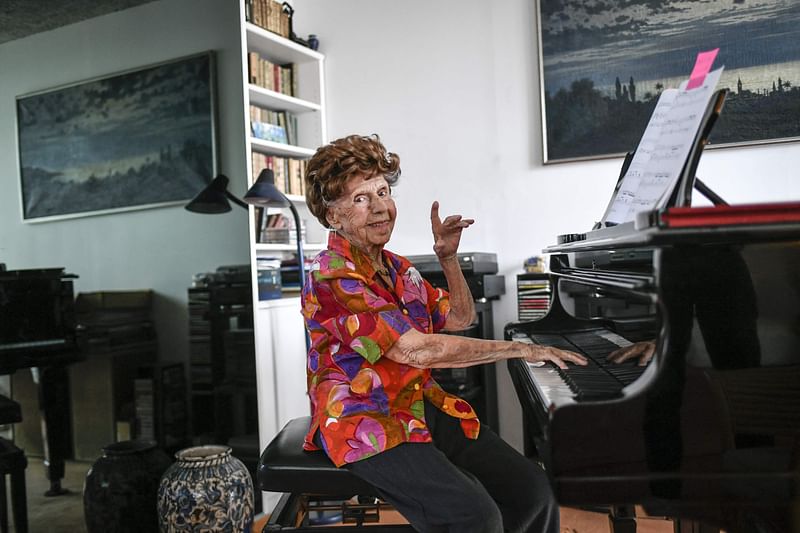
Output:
[
  {"xmin": 430, "ymin": 201, "xmax": 473, "ymax": 260},
  {"xmin": 522, "ymin": 344, "xmax": 588, "ymax": 370}
]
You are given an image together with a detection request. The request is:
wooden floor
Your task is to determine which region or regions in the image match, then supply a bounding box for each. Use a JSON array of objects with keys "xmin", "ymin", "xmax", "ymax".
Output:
[
  {"xmin": 251, "ymin": 505, "xmax": 676, "ymax": 532},
  {"xmin": 559, "ymin": 507, "xmax": 674, "ymax": 533},
  {"xmin": 11, "ymin": 459, "xmax": 681, "ymax": 533}
]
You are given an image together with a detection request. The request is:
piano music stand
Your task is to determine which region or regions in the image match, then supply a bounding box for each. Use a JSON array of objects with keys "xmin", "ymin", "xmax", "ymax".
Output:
[{"xmin": 597, "ymin": 89, "xmax": 728, "ymax": 229}]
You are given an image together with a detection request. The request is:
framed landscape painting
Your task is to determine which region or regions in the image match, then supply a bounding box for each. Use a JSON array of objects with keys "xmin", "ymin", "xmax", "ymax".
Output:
[
  {"xmin": 537, "ymin": 0, "xmax": 800, "ymax": 163},
  {"xmin": 16, "ymin": 52, "xmax": 217, "ymax": 221}
]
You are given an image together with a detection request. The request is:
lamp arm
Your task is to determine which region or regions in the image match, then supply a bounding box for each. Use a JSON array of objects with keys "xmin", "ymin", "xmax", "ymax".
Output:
[
  {"xmin": 226, "ymin": 191, "xmax": 249, "ymax": 210},
  {"xmin": 287, "ymin": 201, "xmax": 310, "ymax": 352},
  {"xmin": 287, "ymin": 202, "xmax": 305, "ymax": 291}
]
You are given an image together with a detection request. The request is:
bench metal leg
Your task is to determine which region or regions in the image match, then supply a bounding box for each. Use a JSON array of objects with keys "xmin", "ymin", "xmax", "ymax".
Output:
[
  {"xmin": 263, "ymin": 492, "xmax": 416, "ymax": 531},
  {"xmin": 608, "ymin": 505, "xmax": 637, "ymax": 533}
]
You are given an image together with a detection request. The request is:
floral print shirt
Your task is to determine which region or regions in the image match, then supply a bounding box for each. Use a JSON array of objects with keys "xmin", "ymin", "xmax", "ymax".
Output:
[{"xmin": 301, "ymin": 232, "xmax": 480, "ymax": 466}]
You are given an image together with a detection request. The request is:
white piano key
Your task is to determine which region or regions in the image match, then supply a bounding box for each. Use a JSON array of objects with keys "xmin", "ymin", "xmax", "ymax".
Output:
[
  {"xmin": 525, "ymin": 362, "xmax": 576, "ymax": 409},
  {"xmin": 596, "ymin": 330, "xmax": 632, "ymax": 348},
  {"xmin": 514, "ymin": 331, "xmax": 575, "ymax": 408}
]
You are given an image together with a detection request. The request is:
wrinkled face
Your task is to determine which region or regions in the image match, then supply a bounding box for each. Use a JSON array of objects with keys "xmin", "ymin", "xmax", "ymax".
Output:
[{"xmin": 325, "ymin": 174, "xmax": 396, "ymax": 258}]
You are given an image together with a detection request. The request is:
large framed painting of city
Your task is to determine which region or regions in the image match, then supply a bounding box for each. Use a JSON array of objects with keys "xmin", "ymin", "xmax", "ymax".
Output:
[
  {"xmin": 537, "ymin": 0, "xmax": 800, "ymax": 163},
  {"xmin": 16, "ymin": 52, "xmax": 217, "ymax": 222}
]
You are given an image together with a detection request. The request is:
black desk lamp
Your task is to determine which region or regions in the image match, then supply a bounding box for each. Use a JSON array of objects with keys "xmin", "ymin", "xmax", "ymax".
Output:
[
  {"xmin": 244, "ymin": 169, "xmax": 306, "ymax": 291},
  {"xmin": 245, "ymin": 168, "xmax": 310, "ymax": 352},
  {"xmin": 185, "ymin": 175, "xmax": 248, "ymax": 213}
]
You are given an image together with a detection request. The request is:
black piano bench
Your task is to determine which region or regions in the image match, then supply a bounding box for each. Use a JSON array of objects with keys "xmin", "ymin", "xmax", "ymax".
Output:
[
  {"xmin": 0, "ymin": 395, "xmax": 22, "ymax": 426},
  {"xmin": 0, "ymin": 437, "xmax": 28, "ymax": 533},
  {"xmin": 257, "ymin": 417, "xmax": 414, "ymax": 532}
]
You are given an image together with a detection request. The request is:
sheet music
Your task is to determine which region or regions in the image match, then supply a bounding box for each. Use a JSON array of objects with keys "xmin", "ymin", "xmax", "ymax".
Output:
[
  {"xmin": 603, "ymin": 67, "xmax": 724, "ymax": 225},
  {"xmin": 602, "ymin": 89, "xmax": 679, "ymax": 225}
]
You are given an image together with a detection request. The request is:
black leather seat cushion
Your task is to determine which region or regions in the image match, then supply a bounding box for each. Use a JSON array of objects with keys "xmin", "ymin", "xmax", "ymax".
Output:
[
  {"xmin": 257, "ymin": 416, "xmax": 378, "ymax": 496},
  {"xmin": 0, "ymin": 395, "xmax": 22, "ymax": 425},
  {"xmin": 0, "ymin": 437, "xmax": 26, "ymax": 470}
]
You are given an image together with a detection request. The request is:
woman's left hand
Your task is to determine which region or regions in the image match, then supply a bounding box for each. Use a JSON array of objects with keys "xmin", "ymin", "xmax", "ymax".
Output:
[
  {"xmin": 430, "ymin": 201, "xmax": 474, "ymax": 260},
  {"xmin": 607, "ymin": 340, "xmax": 656, "ymax": 366}
]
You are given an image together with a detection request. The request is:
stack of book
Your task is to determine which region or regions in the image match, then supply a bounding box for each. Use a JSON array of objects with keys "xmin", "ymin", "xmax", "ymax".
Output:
[
  {"xmin": 187, "ymin": 288, "xmax": 212, "ymax": 389},
  {"xmin": 247, "ymin": 52, "xmax": 296, "ymax": 97},
  {"xmin": 249, "ymin": 105, "xmax": 298, "ymax": 145},
  {"xmin": 517, "ymin": 274, "xmax": 551, "ymax": 321},
  {"xmin": 134, "ymin": 377, "xmax": 156, "ymax": 441},
  {"xmin": 280, "ymin": 256, "xmax": 312, "ymax": 292},
  {"xmin": 245, "ymin": 0, "xmax": 291, "ymax": 38},
  {"xmin": 250, "ymin": 153, "xmax": 306, "ymax": 196},
  {"xmin": 260, "ymin": 213, "xmax": 306, "ymax": 245},
  {"xmin": 154, "ymin": 364, "xmax": 189, "ymax": 452}
]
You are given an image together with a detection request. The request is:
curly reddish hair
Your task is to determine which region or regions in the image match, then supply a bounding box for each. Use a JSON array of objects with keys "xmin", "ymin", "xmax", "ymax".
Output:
[{"xmin": 304, "ymin": 134, "xmax": 401, "ymax": 228}]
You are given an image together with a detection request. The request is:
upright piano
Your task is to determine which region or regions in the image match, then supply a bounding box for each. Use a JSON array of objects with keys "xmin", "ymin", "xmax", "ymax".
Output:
[
  {"xmin": 505, "ymin": 202, "xmax": 800, "ymax": 532},
  {"xmin": 0, "ymin": 266, "xmax": 84, "ymax": 495}
]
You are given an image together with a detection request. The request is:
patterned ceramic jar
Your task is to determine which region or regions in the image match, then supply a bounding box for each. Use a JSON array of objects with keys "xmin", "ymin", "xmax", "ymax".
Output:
[{"xmin": 157, "ymin": 445, "xmax": 254, "ymax": 532}]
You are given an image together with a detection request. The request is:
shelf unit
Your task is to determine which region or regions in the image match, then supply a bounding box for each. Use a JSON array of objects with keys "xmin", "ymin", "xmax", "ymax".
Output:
[
  {"xmin": 243, "ymin": 20, "xmax": 326, "ymax": 165},
  {"xmin": 239, "ymin": 8, "xmax": 328, "ymax": 255},
  {"xmin": 517, "ymin": 273, "xmax": 551, "ymax": 321},
  {"xmin": 187, "ymin": 279, "xmax": 255, "ymax": 445},
  {"xmin": 236, "ymin": 1, "xmax": 327, "ymax": 496}
]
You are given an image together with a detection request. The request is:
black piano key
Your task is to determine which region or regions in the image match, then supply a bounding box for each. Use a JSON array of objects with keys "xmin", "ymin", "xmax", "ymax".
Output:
[{"xmin": 528, "ymin": 329, "xmax": 647, "ymax": 401}]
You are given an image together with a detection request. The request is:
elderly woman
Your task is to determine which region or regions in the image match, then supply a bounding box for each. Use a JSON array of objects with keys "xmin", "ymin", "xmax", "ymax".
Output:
[{"xmin": 301, "ymin": 134, "xmax": 586, "ymax": 533}]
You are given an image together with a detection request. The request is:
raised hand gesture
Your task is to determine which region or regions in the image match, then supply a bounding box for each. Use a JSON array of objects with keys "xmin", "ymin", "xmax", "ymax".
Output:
[{"xmin": 430, "ymin": 201, "xmax": 474, "ymax": 260}]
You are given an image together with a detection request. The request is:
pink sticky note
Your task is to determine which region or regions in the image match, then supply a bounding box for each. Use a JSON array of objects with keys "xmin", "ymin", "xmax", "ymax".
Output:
[{"xmin": 686, "ymin": 48, "xmax": 719, "ymax": 90}]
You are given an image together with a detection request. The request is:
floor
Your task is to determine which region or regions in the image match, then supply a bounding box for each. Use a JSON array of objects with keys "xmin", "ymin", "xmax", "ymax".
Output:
[
  {"xmin": 6, "ymin": 458, "xmax": 675, "ymax": 533},
  {"xmin": 559, "ymin": 507, "xmax": 674, "ymax": 533},
  {"xmin": 9, "ymin": 458, "xmax": 90, "ymax": 533},
  {"xmin": 252, "ymin": 506, "xmax": 675, "ymax": 532}
]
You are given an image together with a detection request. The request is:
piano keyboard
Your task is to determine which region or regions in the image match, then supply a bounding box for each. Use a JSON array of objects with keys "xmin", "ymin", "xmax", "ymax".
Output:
[{"xmin": 511, "ymin": 328, "xmax": 646, "ymax": 408}]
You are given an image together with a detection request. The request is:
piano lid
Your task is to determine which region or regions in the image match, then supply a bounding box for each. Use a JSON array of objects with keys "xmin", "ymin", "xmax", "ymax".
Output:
[
  {"xmin": 0, "ymin": 267, "xmax": 78, "ymax": 349},
  {"xmin": 653, "ymin": 200, "xmax": 800, "ymax": 228},
  {"xmin": 546, "ymin": 202, "xmax": 800, "ymax": 255},
  {"xmin": 0, "ymin": 267, "xmax": 77, "ymax": 281}
]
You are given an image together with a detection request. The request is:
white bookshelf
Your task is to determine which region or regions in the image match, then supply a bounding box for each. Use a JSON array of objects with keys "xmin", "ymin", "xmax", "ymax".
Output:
[{"xmin": 236, "ymin": 3, "xmax": 327, "ymax": 511}]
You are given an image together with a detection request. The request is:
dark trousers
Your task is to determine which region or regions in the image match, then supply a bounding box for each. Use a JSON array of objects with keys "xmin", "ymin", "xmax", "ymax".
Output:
[{"xmin": 343, "ymin": 401, "xmax": 559, "ymax": 533}]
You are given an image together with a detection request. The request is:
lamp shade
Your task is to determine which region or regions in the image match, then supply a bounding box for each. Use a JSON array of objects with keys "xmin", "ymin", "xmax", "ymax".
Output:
[
  {"xmin": 243, "ymin": 169, "xmax": 291, "ymax": 207},
  {"xmin": 185, "ymin": 175, "xmax": 236, "ymax": 213}
]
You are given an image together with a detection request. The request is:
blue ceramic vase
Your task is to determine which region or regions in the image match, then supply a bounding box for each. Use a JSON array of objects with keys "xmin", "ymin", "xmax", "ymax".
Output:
[
  {"xmin": 83, "ymin": 440, "xmax": 172, "ymax": 533},
  {"xmin": 157, "ymin": 445, "xmax": 254, "ymax": 533}
]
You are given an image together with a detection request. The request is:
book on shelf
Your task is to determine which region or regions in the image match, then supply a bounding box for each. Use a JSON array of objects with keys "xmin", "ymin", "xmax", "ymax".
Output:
[
  {"xmin": 247, "ymin": 52, "xmax": 295, "ymax": 97},
  {"xmin": 245, "ymin": 0, "xmax": 290, "ymax": 38},
  {"xmin": 285, "ymin": 112, "xmax": 298, "ymax": 145},
  {"xmin": 251, "ymin": 121, "xmax": 288, "ymax": 144},
  {"xmin": 249, "ymin": 105, "xmax": 299, "ymax": 145},
  {"xmin": 259, "ymin": 213, "xmax": 307, "ymax": 244},
  {"xmin": 251, "ymin": 153, "xmax": 307, "ymax": 196}
]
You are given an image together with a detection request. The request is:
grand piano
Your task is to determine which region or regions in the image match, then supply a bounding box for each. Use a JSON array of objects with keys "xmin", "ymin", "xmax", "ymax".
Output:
[
  {"xmin": 505, "ymin": 197, "xmax": 800, "ymax": 532},
  {"xmin": 0, "ymin": 266, "xmax": 84, "ymax": 495}
]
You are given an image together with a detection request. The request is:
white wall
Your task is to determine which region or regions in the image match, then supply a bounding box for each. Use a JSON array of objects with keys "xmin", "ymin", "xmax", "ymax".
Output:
[
  {"xmin": 293, "ymin": 0, "xmax": 800, "ymax": 449},
  {"xmin": 0, "ymin": 0, "xmax": 250, "ymax": 366}
]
